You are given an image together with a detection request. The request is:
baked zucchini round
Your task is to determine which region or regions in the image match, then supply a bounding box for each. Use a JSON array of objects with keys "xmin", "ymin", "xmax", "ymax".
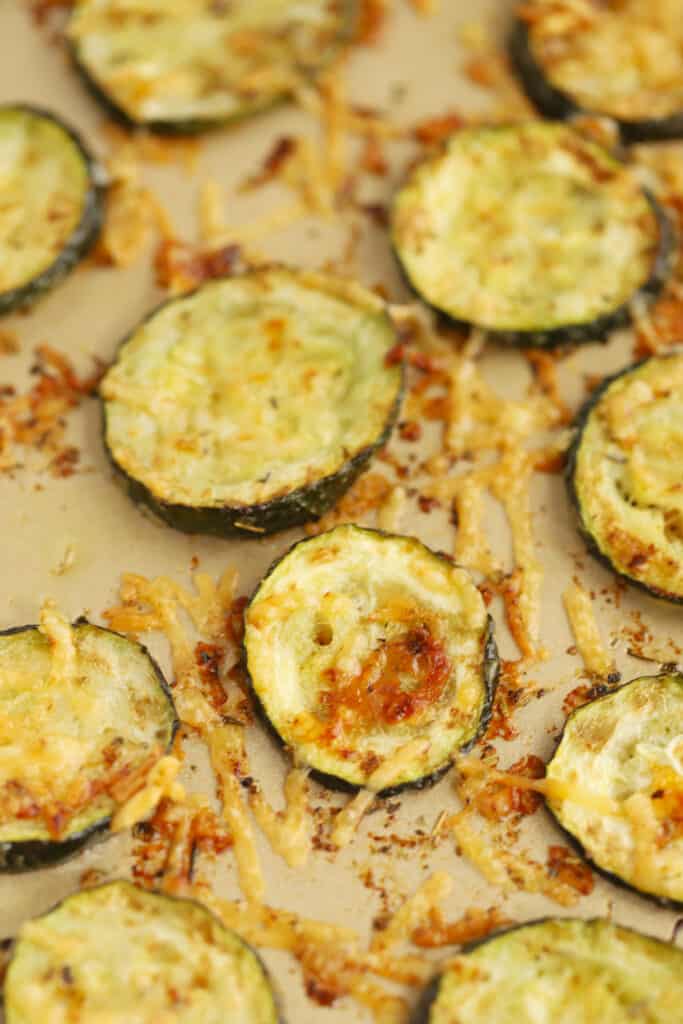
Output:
[
  {"xmin": 414, "ymin": 918, "xmax": 683, "ymax": 1024},
  {"xmin": 546, "ymin": 672, "xmax": 683, "ymax": 907},
  {"xmin": 568, "ymin": 351, "xmax": 683, "ymax": 602},
  {"xmin": 0, "ymin": 618, "xmax": 177, "ymax": 872},
  {"xmin": 244, "ymin": 525, "xmax": 498, "ymax": 792},
  {"xmin": 100, "ymin": 268, "xmax": 403, "ymax": 538},
  {"xmin": 4, "ymin": 880, "xmax": 280, "ymax": 1023},
  {"xmin": 67, "ymin": 0, "xmax": 357, "ymax": 133},
  {"xmin": 0, "ymin": 105, "xmax": 104, "ymax": 315},
  {"xmin": 391, "ymin": 121, "xmax": 673, "ymax": 347},
  {"xmin": 510, "ymin": 4, "xmax": 683, "ymax": 144}
]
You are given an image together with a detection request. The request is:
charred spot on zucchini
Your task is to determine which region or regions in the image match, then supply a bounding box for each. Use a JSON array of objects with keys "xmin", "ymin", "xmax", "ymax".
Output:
[
  {"xmin": 568, "ymin": 352, "xmax": 683, "ymax": 602},
  {"xmin": 415, "ymin": 917, "xmax": 683, "ymax": 1024},
  {"xmin": 510, "ymin": 3, "xmax": 683, "ymax": 144},
  {"xmin": 0, "ymin": 616, "xmax": 177, "ymax": 872},
  {"xmin": 546, "ymin": 672, "xmax": 683, "ymax": 907},
  {"xmin": 244, "ymin": 524, "xmax": 498, "ymax": 792},
  {"xmin": 100, "ymin": 268, "xmax": 403, "ymax": 538},
  {"xmin": 391, "ymin": 121, "xmax": 673, "ymax": 347},
  {"xmin": 4, "ymin": 880, "xmax": 280, "ymax": 1023},
  {"xmin": 68, "ymin": 0, "xmax": 357, "ymax": 133},
  {"xmin": 0, "ymin": 105, "xmax": 104, "ymax": 315}
]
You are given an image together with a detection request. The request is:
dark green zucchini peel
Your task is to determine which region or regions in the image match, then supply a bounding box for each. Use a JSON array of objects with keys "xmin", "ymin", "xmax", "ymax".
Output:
[
  {"xmin": 414, "ymin": 918, "xmax": 683, "ymax": 1024},
  {"xmin": 509, "ymin": 5, "xmax": 683, "ymax": 144},
  {"xmin": 546, "ymin": 672, "xmax": 683, "ymax": 907},
  {"xmin": 244, "ymin": 524, "xmax": 498, "ymax": 792},
  {"xmin": 0, "ymin": 105, "xmax": 104, "ymax": 315},
  {"xmin": 0, "ymin": 614, "xmax": 177, "ymax": 872},
  {"xmin": 67, "ymin": 0, "xmax": 357, "ymax": 133},
  {"xmin": 567, "ymin": 351, "xmax": 683, "ymax": 601},
  {"xmin": 4, "ymin": 880, "xmax": 280, "ymax": 1023},
  {"xmin": 391, "ymin": 121, "xmax": 673, "ymax": 347},
  {"xmin": 100, "ymin": 268, "xmax": 403, "ymax": 538}
]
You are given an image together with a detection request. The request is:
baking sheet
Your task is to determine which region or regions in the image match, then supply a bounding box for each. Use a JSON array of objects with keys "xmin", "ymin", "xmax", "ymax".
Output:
[{"xmin": 1, "ymin": 2, "xmax": 682, "ymax": 1022}]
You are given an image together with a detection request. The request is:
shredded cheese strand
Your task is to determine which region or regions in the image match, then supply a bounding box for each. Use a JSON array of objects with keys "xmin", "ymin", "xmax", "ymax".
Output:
[{"xmin": 563, "ymin": 578, "xmax": 615, "ymax": 678}]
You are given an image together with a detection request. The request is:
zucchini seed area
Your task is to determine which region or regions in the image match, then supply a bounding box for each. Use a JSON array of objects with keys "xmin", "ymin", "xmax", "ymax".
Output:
[
  {"xmin": 425, "ymin": 919, "xmax": 683, "ymax": 1024},
  {"xmin": 522, "ymin": 0, "xmax": 683, "ymax": 123},
  {"xmin": 392, "ymin": 122, "xmax": 661, "ymax": 335},
  {"xmin": 0, "ymin": 621, "xmax": 176, "ymax": 846},
  {"xmin": 102, "ymin": 269, "xmax": 401, "ymax": 514},
  {"xmin": 546, "ymin": 674, "xmax": 683, "ymax": 904},
  {"xmin": 68, "ymin": 0, "xmax": 354, "ymax": 129},
  {"xmin": 245, "ymin": 525, "xmax": 495, "ymax": 789},
  {"xmin": 571, "ymin": 353, "xmax": 683, "ymax": 600},
  {"xmin": 0, "ymin": 107, "xmax": 94, "ymax": 299},
  {"xmin": 5, "ymin": 881, "xmax": 279, "ymax": 1024}
]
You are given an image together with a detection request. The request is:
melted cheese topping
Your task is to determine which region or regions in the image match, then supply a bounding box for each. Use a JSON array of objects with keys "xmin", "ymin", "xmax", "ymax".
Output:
[
  {"xmin": 526, "ymin": 0, "xmax": 683, "ymax": 121},
  {"xmin": 0, "ymin": 621, "xmax": 175, "ymax": 842},
  {"xmin": 102, "ymin": 269, "xmax": 401, "ymax": 508},
  {"xmin": 5, "ymin": 881, "xmax": 278, "ymax": 1024},
  {"xmin": 68, "ymin": 0, "xmax": 352, "ymax": 126},
  {"xmin": 547, "ymin": 673, "xmax": 683, "ymax": 902},
  {"xmin": 392, "ymin": 122, "xmax": 659, "ymax": 331},
  {"xmin": 0, "ymin": 107, "xmax": 90, "ymax": 294},
  {"xmin": 572, "ymin": 352, "xmax": 683, "ymax": 599},
  {"xmin": 245, "ymin": 524, "xmax": 492, "ymax": 788},
  {"xmin": 431, "ymin": 919, "xmax": 683, "ymax": 1024}
]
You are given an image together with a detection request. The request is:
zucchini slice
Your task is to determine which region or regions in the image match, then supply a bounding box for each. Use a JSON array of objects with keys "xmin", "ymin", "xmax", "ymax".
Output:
[
  {"xmin": 546, "ymin": 672, "xmax": 683, "ymax": 907},
  {"xmin": 100, "ymin": 268, "xmax": 403, "ymax": 538},
  {"xmin": 0, "ymin": 618, "xmax": 177, "ymax": 872},
  {"xmin": 67, "ymin": 0, "xmax": 357, "ymax": 133},
  {"xmin": 4, "ymin": 880, "xmax": 280, "ymax": 1023},
  {"xmin": 0, "ymin": 105, "xmax": 104, "ymax": 315},
  {"xmin": 244, "ymin": 525, "xmax": 498, "ymax": 791},
  {"xmin": 568, "ymin": 352, "xmax": 683, "ymax": 602},
  {"xmin": 510, "ymin": 4, "xmax": 683, "ymax": 144},
  {"xmin": 415, "ymin": 918, "xmax": 683, "ymax": 1024},
  {"xmin": 391, "ymin": 121, "xmax": 673, "ymax": 347}
]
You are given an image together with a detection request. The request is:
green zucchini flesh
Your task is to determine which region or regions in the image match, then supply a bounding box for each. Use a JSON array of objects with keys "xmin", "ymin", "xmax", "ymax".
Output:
[
  {"xmin": 244, "ymin": 524, "xmax": 498, "ymax": 791},
  {"xmin": 568, "ymin": 352, "xmax": 683, "ymax": 601},
  {"xmin": 68, "ymin": 0, "xmax": 356, "ymax": 132},
  {"xmin": 0, "ymin": 105, "xmax": 103, "ymax": 315},
  {"xmin": 0, "ymin": 620, "xmax": 177, "ymax": 871},
  {"xmin": 101, "ymin": 268, "xmax": 402, "ymax": 537},
  {"xmin": 510, "ymin": 3, "xmax": 683, "ymax": 143},
  {"xmin": 546, "ymin": 672, "xmax": 683, "ymax": 905},
  {"xmin": 4, "ymin": 880, "xmax": 279, "ymax": 1023},
  {"xmin": 391, "ymin": 121, "xmax": 672, "ymax": 346},
  {"xmin": 417, "ymin": 918, "xmax": 683, "ymax": 1024}
]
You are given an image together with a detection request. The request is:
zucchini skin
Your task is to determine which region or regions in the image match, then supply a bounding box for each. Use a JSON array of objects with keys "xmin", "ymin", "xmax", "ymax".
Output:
[
  {"xmin": 101, "ymin": 274, "xmax": 404, "ymax": 538},
  {"xmin": 0, "ymin": 105, "xmax": 105, "ymax": 316},
  {"xmin": 68, "ymin": 1, "xmax": 359, "ymax": 135},
  {"xmin": 0, "ymin": 622, "xmax": 178, "ymax": 874},
  {"xmin": 243, "ymin": 532, "xmax": 499, "ymax": 796},
  {"xmin": 565, "ymin": 352, "xmax": 683, "ymax": 604},
  {"xmin": 509, "ymin": 18, "xmax": 683, "ymax": 145},
  {"xmin": 105, "ymin": 414, "xmax": 401, "ymax": 538},
  {"xmin": 411, "ymin": 918, "xmax": 683, "ymax": 1023},
  {"xmin": 544, "ymin": 674, "xmax": 683, "ymax": 911},
  {"xmin": 3, "ymin": 880, "xmax": 283, "ymax": 1023},
  {"xmin": 392, "ymin": 188, "xmax": 675, "ymax": 350}
]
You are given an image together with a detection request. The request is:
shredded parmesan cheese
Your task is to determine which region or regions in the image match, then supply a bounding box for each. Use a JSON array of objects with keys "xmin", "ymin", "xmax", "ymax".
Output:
[
  {"xmin": 111, "ymin": 755, "xmax": 185, "ymax": 832},
  {"xmin": 563, "ymin": 578, "xmax": 615, "ymax": 678},
  {"xmin": 248, "ymin": 768, "xmax": 311, "ymax": 868},
  {"xmin": 371, "ymin": 872, "xmax": 452, "ymax": 953},
  {"xmin": 39, "ymin": 600, "xmax": 76, "ymax": 686},
  {"xmin": 209, "ymin": 726, "xmax": 265, "ymax": 906},
  {"xmin": 332, "ymin": 739, "xmax": 430, "ymax": 848}
]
